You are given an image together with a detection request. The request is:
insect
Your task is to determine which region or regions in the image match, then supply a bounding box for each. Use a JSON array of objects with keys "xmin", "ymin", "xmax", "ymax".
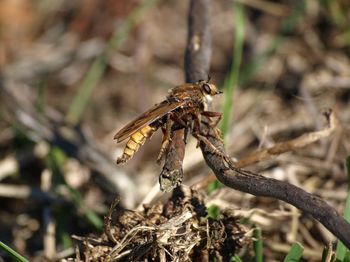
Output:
[{"xmin": 114, "ymin": 79, "xmax": 223, "ymax": 164}]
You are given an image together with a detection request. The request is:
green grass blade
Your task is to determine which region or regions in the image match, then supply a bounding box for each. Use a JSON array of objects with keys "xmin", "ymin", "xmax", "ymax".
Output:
[
  {"xmin": 231, "ymin": 254, "xmax": 243, "ymax": 262},
  {"xmin": 220, "ymin": 2, "xmax": 245, "ymax": 140},
  {"xmin": 47, "ymin": 146, "xmax": 104, "ymax": 230},
  {"xmin": 207, "ymin": 205, "xmax": 221, "ymax": 220},
  {"xmin": 68, "ymin": 186, "xmax": 104, "ymax": 229},
  {"xmin": 221, "ymin": 0, "xmax": 301, "ymax": 135},
  {"xmin": 344, "ymin": 251, "xmax": 350, "ymax": 262},
  {"xmin": 36, "ymin": 77, "xmax": 47, "ymax": 116},
  {"xmin": 283, "ymin": 242, "xmax": 304, "ymax": 262},
  {"xmin": 61, "ymin": 232, "xmax": 72, "ymax": 249},
  {"xmin": 239, "ymin": 36, "xmax": 283, "ymax": 87},
  {"xmin": 66, "ymin": 55, "xmax": 108, "ymax": 125},
  {"xmin": 207, "ymin": 180, "xmax": 222, "ymax": 194},
  {"xmin": 0, "ymin": 241, "xmax": 29, "ymax": 262},
  {"xmin": 335, "ymin": 156, "xmax": 350, "ymax": 260},
  {"xmin": 66, "ymin": 0, "xmax": 160, "ymax": 125},
  {"xmin": 239, "ymin": 1, "xmax": 306, "ymax": 87},
  {"xmin": 253, "ymin": 226, "xmax": 263, "ymax": 262}
]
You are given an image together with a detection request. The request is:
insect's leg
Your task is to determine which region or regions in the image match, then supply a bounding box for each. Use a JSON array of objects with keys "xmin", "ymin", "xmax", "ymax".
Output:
[
  {"xmin": 184, "ymin": 122, "xmax": 191, "ymax": 144},
  {"xmin": 171, "ymin": 113, "xmax": 187, "ymax": 128},
  {"xmin": 157, "ymin": 114, "xmax": 172, "ymax": 163},
  {"xmin": 171, "ymin": 113, "xmax": 190, "ymax": 144},
  {"xmin": 201, "ymin": 111, "xmax": 223, "ymax": 140},
  {"xmin": 192, "ymin": 132, "xmax": 231, "ymax": 163},
  {"xmin": 192, "ymin": 111, "xmax": 204, "ymax": 148},
  {"xmin": 191, "ymin": 110, "xmax": 200, "ymax": 132},
  {"xmin": 201, "ymin": 111, "xmax": 222, "ymax": 127}
]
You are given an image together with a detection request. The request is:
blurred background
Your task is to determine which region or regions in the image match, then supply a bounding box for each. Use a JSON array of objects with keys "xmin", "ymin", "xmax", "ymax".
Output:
[{"xmin": 0, "ymin": 0, "xmax": 350, "ymax": 260}]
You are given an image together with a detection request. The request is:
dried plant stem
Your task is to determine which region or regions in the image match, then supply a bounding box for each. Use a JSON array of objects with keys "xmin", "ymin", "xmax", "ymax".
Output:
[
  {"xmin": 160, "ymin": 0, "xmax": 211, "ymax": 192},
  {"xmin": 195, "ymin": 109, "xmax": 337, "ymax": 188}
]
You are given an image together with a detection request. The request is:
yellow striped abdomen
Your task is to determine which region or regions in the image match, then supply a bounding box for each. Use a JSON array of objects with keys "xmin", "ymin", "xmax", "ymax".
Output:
[{"xmin": 117, "ymin": 125, "xmax": 156, "ymax": 164}]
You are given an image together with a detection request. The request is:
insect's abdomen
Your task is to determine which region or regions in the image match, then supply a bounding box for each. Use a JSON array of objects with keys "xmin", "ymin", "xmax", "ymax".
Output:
[{"xmin": 117, "ymin": 125, "xmax": 156, "ymax": 164}]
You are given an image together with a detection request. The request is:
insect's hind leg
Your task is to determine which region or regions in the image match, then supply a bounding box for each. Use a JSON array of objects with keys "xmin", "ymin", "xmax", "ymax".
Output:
[{"xmin": 157, "ymin": 114, "xmax": 172, "ymax": 163}]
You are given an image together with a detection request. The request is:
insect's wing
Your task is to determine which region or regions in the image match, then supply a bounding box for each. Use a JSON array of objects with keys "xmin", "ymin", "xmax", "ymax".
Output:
[{"xmin": 114, "ymin": 100, "xmax": 185, "ymax": 142}]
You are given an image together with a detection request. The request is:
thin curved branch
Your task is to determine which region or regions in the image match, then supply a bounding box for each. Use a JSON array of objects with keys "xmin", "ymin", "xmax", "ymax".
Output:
[
  {"xmin": 195, "ymin": 109, "xmax": 338, "ymax": 188},
  {"xmin": 200, "ymin": 126, "xmax": 350, "ymax": 248}
]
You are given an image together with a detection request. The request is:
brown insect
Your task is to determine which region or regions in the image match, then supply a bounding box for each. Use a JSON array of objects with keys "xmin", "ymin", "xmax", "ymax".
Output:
[{"xmin": 114, "ymin": 79, "xmax": 223, "ymax": 164}]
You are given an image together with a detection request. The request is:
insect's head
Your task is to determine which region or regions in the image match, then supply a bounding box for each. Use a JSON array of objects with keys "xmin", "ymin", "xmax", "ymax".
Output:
[{"xmin": 198, "ymin": 79, "xmax": 223, "ymax": 96}]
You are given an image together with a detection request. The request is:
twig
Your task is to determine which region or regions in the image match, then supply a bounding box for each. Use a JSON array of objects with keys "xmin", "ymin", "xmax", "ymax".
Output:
[
  {"xmin": 41, "ymin": 169, "xmax": 56, "ymax": 260},
  {"xmin": 0, "ymin": 183, "xmax": 56, "ymax": 201},
  {"xmin": 159, "ymin": 129, "xmax": 185, "ymax": 192},
  {"xmin": 185, "ymin": 0, "xmax": 211, "ymax": 82},
  {"xmin": 235, "ymin": 0, "xmax": 290, "ymax": 17},
  {"xmin": 195, "ymin": 109, "xmax": 338, "ymax": 188},
  {"xmin": 104, "ymin": 198, "xmax": 120, "ymax": 244},
  {"xmin": 159, "ymin": 0, "xmax": 211, "ymax": 192},
  {"xmin": 136, "ymin": 182, "xmax": 161, "ymax": 211},
  {"xmin": 237, "ymin": 109, "xmax": 336, "ymax": 167},
  {"xmin": 184, "ymin": 0, "xmax": 350, "ymax": 249}
]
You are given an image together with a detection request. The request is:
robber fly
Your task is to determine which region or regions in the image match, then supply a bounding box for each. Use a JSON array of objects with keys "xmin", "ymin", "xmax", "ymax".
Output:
[{"xmin": 114, "ymin": 79, "xmax": 223, "ymax": 164}]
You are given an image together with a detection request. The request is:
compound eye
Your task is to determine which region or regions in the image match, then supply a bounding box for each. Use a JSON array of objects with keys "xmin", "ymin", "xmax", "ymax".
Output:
[{"xmin": 203, "ymin": 83, "xmax": 211, "ymax": 94}]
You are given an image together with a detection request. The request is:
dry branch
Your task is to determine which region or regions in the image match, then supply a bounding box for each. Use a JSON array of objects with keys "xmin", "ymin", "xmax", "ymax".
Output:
[
  {"xmin": 196, "ymin": 109, "xmax": 338, "ymax": 188},
  {"xmin": 159, "ymin": 0, "xmax": 211, "ymax": 192}
]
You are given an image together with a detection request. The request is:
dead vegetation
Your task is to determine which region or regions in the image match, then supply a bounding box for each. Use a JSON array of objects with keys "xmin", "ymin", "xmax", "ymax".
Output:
[{"xmin": 73, "ymin": 188, "xmax": 248, "ymax": 261}]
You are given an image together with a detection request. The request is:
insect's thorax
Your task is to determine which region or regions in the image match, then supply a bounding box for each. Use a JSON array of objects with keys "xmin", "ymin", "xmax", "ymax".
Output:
[{"xmin": 168, "ymin": 85, "xmax": 205, "ymax": 109}]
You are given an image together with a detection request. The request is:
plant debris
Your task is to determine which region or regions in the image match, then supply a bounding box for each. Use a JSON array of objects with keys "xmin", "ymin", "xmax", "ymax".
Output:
[{"xmin": 72, "ymin": 188, "xmax": 249, "ymax": 261}]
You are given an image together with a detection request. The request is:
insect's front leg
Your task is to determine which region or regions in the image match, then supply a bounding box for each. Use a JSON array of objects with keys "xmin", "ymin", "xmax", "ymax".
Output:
[
  {"xmin": 201, "ymin": 111, "xmax": 223, "ymax": 140},
  {"xmin": 201, "ymin": 111, "xmax": 222, "ymax": 127},
  {"xmin": 157, "ymin": 114, "xmax": 172, "ymax": 163}
]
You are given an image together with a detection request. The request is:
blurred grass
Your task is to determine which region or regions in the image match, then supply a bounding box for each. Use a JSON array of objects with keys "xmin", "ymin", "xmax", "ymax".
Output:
[
  {"xmin": 0, "ymin": 241, "xmax": 29, "ymax": 262},
  {"xmin": 323, "ymin": 0, "xmax": 348, "ymax": 27},
  {"xmin": 335, "ymin": 156, "xmax": 350, "ymax": 261},
  {"xmin": 231, "ymin": 254, "xmax": 243, "ymax": 262},
  {"xmin": 283, "ymin": 242, "xmax": 304, "ymax": 262},
  {"xmin": 220, "ymin": 1, "xmax": 306, "ymax": 140},
  {"xmin": 220, "ymin": 2, "xmax": 245, "ymax": 140},
  {"xmin": 239, "ymin": 0, "xmax": 306, "ymax": 87},
  {"xmin": 46, "ymin": 146, "xmax": 104, "ymax": 230},
  {"xmin": 343, "ymin": 252, "xmax": 350, "ymax": 262},
  {"xmin": 36, "ymin": 77, "xmax": 47, "ymax": 117},
  {"xmin": 66, "ymin": 0, "xmax": 160, "ymax": 125},
  {"xmin": 206, "ymin": 204, "xmax": 221, "ymax": 220},
  {"xmin": 322, "ymin": 0, "xmax": 350, "ymax": 47},
  {"xmin": 207, "ymin": 180, "xmax": 222, "ymax": 194},
  {"xmin": 253, "ymin": 226, "xmax": 263, "ymax": 262}
]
